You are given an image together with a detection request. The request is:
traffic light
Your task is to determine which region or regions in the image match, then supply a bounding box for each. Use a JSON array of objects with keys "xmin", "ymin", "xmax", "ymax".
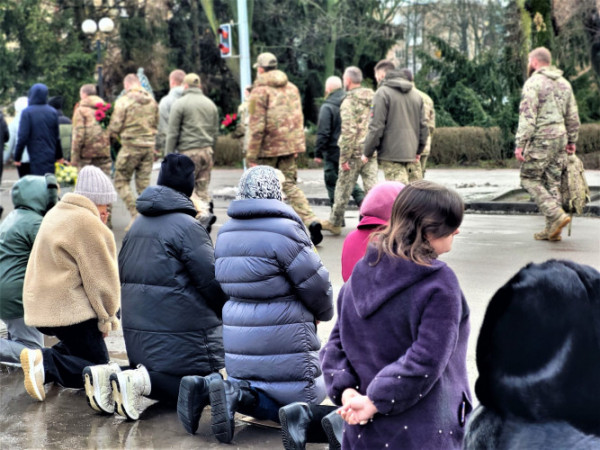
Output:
[{"xmin": 218, "ymin": 24, "xmax": 232, "ymax": 58}]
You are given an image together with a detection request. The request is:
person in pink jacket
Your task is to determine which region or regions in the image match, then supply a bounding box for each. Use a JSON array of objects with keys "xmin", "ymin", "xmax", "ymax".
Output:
[{"xmin": 341, "ymin": 181, "xmax": 404, "ymax": 281}]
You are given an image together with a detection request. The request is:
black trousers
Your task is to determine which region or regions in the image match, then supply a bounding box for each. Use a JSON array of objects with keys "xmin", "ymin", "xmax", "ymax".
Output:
[
  {"xmin": 38, "ymin": 318, "xmax": 109, "ymax": 389},
  {"xmin": 17, "ymin": 163, "xmax": 31, "ymax": 178}
]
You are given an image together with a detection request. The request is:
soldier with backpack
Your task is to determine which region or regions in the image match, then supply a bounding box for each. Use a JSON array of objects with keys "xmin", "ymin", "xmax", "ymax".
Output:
[{"xmin": 514, "ymin": 47, "xmax": 580, "ymax": 242}]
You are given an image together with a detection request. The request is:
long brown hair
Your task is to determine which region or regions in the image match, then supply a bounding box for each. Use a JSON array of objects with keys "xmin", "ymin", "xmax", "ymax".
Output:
[{"xmin": 372, "ymin": 180, "xmax": 464, "ymax": 266}]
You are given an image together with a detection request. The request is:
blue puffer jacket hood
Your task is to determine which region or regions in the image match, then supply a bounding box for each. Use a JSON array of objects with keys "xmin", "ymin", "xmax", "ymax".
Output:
[
  {"xmin": 215, "ymin": 198, "xmax": 333, "ymax": 405},
  {"xmin": 28, "ymin": 84, "xmax": 49, "ymax": 106}
]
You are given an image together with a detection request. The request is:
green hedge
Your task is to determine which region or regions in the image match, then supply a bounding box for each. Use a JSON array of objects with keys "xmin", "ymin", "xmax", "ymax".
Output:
[
  {"xmin": 214, "ymin": 123, "xmax": 600, "ymax": 169},
  {"xmin": 429, "ymin": 127, "xmax": 503, "ymax": 166},
  {"xmin": 576, "ymin": 123, "xmax": 600, "ymax": 169}
]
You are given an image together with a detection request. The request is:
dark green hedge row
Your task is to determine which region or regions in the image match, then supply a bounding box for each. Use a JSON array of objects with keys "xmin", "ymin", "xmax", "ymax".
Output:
[{"xmin": 214, "ymin": 123, "xmax": 600, "ymax": 169}]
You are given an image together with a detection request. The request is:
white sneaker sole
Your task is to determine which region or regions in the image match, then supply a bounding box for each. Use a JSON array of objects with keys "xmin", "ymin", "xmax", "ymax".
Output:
[
  {"xmin": 111, "ymin": 373, "xmax": 138, "ymax": 421},
  {"xmin": 83, "ymin": 367, "xmax": 113, "ymax": 414},
  {"xmin": 20, "ymin": 350, "xmax": 45, "ymax": 401}
]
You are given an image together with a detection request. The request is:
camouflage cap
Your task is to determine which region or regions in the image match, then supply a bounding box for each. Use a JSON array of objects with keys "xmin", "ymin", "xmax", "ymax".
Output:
[
  {"xmin": 253, "ymin": 52, "xmax": 278, "ymax": 69},
  {"xmin": 183, "ymin": 73, "xmax": 201, "ymax": 87}
]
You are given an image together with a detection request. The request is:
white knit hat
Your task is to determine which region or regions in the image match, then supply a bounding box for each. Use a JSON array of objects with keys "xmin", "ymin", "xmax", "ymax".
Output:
[{"xmin": 74, "ymin": 166, "xmax": 117, "ymax": 205}]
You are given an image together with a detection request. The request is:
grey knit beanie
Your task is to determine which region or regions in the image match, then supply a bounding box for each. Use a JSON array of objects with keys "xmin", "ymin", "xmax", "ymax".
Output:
[
  {"xmin": 236, "ymin": 165, "xmax": 283, "ymax": 201},
  {"xmin": 74, "ymin": 166, "xmax": 117, "ymax": 205}
]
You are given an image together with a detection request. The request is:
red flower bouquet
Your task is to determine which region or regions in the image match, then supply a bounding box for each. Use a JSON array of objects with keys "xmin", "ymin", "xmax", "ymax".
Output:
[
  {"xmin": 220, "ymin": 113, "xmax": 239, "ymax": 134},
  {"xmin": 95, "ymin": 102, "xmax": 113, "ymax": 129}
]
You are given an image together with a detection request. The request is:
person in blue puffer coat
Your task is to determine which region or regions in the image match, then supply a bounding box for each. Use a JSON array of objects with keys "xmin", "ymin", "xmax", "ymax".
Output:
[
  {"xmin": 14, "ymin": 84, "xmax": 63, "ymax": 176},
  {"xmin": 207, "ymin": 165, "xmax": 334, "ymax": 444}
]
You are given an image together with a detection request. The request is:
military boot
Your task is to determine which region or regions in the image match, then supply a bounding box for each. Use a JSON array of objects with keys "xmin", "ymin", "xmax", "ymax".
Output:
[
  {"xmin": 177, "ymin": 372, "xmax": 222, "ymax": 435},
  {"xmin": 548, "ymin": 212, "xmax": 571, "ymax": 240},
  {"xmin": 321, "ymin": 220, "xmax": 342, "ymax": 236},
  {"xmin": 534, "ymin": 229, "xmax": 562, "ymax": 241},
  {"xmin": 209, "ymin": 378, "xmax": 258, "ymax": 444}
]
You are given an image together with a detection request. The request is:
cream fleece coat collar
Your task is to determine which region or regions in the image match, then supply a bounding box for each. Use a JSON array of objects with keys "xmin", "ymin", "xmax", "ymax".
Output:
[{"xmin": 23, "ymin": 193, "xmax": 120, "ymax": 333}]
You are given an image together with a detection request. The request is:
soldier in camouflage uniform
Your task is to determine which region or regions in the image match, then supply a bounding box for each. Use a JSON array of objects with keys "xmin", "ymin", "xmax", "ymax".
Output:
[
  {"xmin": 321, "ymin": 67, "xmax": 378, "ymax": 235},
  {"xmin": 71, "ymin": 84, "xmax": 112, "ymax": 175},
  {"xmin": 402, "ymin": 69, "xmax": 436, "ymax": 176},
  {"xmin": 514, "ymin": 47, "xmax": 580, "ymax": 241},
  {"xmin": 247, "ymin": 52, "xmax": 324, "ymax": 245},
  {"xmin": 109, "ymin": 74, "xmax": 158, "ymax": 230}
]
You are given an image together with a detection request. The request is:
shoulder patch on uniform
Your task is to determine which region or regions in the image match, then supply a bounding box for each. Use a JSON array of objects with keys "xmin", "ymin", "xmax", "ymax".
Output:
[{"xmin": 248, "ymin": 99, "xmax": 256, "ymax": 115}]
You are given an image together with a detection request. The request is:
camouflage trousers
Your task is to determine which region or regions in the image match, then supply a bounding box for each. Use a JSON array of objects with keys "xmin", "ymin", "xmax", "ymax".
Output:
[
  {"xmin": 520, "ymin": 135, "xmax": 568, "ymax": 224},
  {"xmin": 114, "ymin": 145, "xmax": 153, "ymax": 217},
  {"xmin": 380, "ymin": 160, "xmax": 422, "ymax": 184},
  {"xmin": 77, "ymin": 156, "xmax": 113, "ymax": 228},
  {"xmin": 329, "ymin": 157, "xmax": 378, "ymax": 227},
  {"xmin": 182, "ymin": 147, "xmax": 214, "ymax": 204},
  {"xmin": 256, "ymin": 154, "xmax": 317, "ymax": 226},
  {"xmin": 324, "ymin": 159, "xmax": 364, "ymax": 207},
  {"xmin": 76, "ymin": 156, "xmax": 112, "ymax": 176},
  {"xmin": 420, "ymin": 136, "xmax": 432, "ymax": 175}
]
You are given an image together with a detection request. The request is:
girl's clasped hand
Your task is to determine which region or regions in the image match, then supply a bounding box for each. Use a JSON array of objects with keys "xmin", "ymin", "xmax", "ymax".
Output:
[{"xmin": 337, "ymin": 388, "xmax": 378, "ymax": 425}]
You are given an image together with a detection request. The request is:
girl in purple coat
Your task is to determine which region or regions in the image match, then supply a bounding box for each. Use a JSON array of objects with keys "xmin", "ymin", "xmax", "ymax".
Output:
[{"xmin": 320, "ymin": 180, "xmax": 472, "ymax": 449}]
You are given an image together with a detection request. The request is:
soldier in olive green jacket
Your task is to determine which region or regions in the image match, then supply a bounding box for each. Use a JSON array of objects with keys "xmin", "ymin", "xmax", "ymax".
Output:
[
  {"xmin": 514, "ymin": 47, "xmax": 580, "ymax": 242},
  {"xmin": 165, "ymin": 73, "xmax": 219, "ymax": 205},
  {"xmin": 362, "ymin": 61, "xmax": 428, "ymax": 184}
]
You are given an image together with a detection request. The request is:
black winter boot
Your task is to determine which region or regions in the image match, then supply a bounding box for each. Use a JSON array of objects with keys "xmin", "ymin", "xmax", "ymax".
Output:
[
  {"xmin": 209, "ymin": 378, "xmax": 257, "ymax": 444},
  {"xmin": 279, "ymin": 403, "xmax": 337, "ymax": 450},
  {"xmin": 177, "ymin": 373, "xmax": 222, "ymax": 435},
  {"xmin": 322, "ymin": 409, "xmax": 343, "ymax": 450}
]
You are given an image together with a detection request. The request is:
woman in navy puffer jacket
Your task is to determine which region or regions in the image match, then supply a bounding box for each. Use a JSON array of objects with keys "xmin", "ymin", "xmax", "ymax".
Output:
[
  {"xmin": 210, "ymin": 165, "xmax": 334, "ymax": 444},
  {"xmin": 14, "ymin": 83, "xmax": 63, "ymax": 175}
]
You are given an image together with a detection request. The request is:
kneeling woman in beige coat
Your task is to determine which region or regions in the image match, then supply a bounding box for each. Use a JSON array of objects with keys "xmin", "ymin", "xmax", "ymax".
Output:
[{"xmin": 20, "ymin": 165, "xmax": 120, "ymax": 401}]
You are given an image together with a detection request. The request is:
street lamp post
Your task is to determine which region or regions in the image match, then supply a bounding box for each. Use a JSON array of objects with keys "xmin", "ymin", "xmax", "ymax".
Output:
[{"xmin": 82, "ymin": 17, "xmax": 115, "ymax": 98}]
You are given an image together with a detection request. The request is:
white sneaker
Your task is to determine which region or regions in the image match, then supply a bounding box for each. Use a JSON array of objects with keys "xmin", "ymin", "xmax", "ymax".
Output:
[
  {"xmin": 110, "ymin": 365, "xmax": 151, "ymax": 420},
  {"xmin": 20, "ymin": 348, "xmax": 45, "ymax": 401},
  {"xmin": 83, "ymin": 362, "xmax": 122, "ymax": 414}
]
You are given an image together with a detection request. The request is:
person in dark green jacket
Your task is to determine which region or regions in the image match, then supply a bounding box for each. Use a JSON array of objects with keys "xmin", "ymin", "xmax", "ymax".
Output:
[{"xmin": 0, "ymin": 174, "xmax": 58, "ymax": 366}]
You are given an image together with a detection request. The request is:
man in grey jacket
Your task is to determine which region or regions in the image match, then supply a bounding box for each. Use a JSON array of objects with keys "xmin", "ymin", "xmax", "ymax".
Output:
[
  {"xmin": 157, "ymin": 69, "xmax": 185, "ymax": 155},
  {"xmin": 362, "ymin": 60, "xmax": 428, "ymax": 183},
  {"xmin": 166, "ymin": 73, "xmax": 219, "ymax": 210}
]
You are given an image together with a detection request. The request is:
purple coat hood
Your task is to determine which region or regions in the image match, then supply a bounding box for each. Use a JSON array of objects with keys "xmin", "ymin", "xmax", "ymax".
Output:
[{"xmin": 321, "ymin": 246, "xmax": 472, "ymax": 449}]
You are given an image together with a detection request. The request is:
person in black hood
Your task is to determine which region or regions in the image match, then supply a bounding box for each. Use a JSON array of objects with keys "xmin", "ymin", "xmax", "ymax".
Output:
[
  {"xmin": 82, "ymin": 153, "xmax": 227, "ymax": 424},
  {"xmin": 362, "ymin": 60, "xmax": 428, "ymax": 184},
  {"xmin": 313, "ymin": 76, "xmax": 364, "ymax": 209},
  {"xmin": 14, "ymin": 83, "xmax": 64, "ymax": 176}
]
